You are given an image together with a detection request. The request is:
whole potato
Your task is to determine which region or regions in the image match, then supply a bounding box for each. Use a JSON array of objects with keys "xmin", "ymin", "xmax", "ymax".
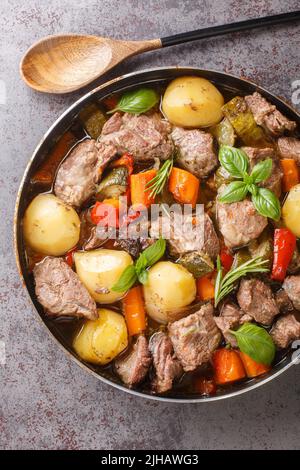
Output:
[
  {"xmin": 73, "ymin": 308, "xmax": 128, "ymax": 365},
  {"xmin": 74, "ymin": 249, "xmax": 133, "ymax": 303},
  {"xmin": 143, "ymin": 261, "xmax": 197, "ymax": 324},
  {"xmin": 23, "ymin": 193, "xmax": 80, "ymax": 256},
  {"xmin": 282, "ymin": 184, "xmax": 300, "ymax": 236},
  {"xmin": 162, "ymin": 76, "xmax": 224, "ymax": 128}
]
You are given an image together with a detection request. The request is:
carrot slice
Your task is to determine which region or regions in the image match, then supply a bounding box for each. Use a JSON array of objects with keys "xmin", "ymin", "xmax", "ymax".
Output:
[
  {"xmin": 168, "ymin": 167, "xmax": 200, "ymax": 207},
  {"xmin": 280, "ymin": 159, "xmax": 299, "ymax": 192},
  {"xmin": 130, "ymin": 169, "xmax": 157, "ymax": 208},
  {"xmin": 213, "ymin": 348, "xmax": 246, "ymax": 385},
  {"xmin": 197, "ymin": 274, "xmax": 215, "ymax": 300},
  {"xmin": 239, "ymin": 351, "xmax": 271, "ymax": 378},
  {"xmin": 123, "ymin": 286, "xmax": 146, "ymax": 336}
]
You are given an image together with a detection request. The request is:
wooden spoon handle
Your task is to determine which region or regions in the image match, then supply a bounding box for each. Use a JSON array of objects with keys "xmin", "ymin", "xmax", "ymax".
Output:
[{"xmin": 160, "ymin": 10, "xmax": 300, "ymax": 47}]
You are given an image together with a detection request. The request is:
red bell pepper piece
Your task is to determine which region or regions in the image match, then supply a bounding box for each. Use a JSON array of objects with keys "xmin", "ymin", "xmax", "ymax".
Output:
[
  {"xmin": 220, "ymin": 247, "xmax": 234, "ymax": 271},
  {"xmin": 119, "ymin": 204, "xmax": 144, "ymax": 228},
  {"xmin": 103, "ymin": 95, "xmax": 119, "ymax": 111},
  {"xmin": 65, "ymin": 246, "xmax": 77, "ymax": 267},
  {"xmin": 90, "ymin": 200, "xmax": 119, "ymax": 228},
  {"xmin": 271, "ymin": 228, "xmax": 296, "ymax": 281}
]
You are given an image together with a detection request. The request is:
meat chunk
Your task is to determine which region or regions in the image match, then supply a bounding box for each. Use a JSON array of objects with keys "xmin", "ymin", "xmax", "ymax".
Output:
[
  {"xmin": 98, "ymin": 112, "xmax": 173, "ymax": 161},
  {"xmin": 237, "ymin": 278, "xmax": 279, "ymax": 325},
  {"xmin": 171, "ymin": 127, "xmax": 218, "ymax": 178},
  {"xmin": 283, "ymin": 275, "xmax": 300, "ymax": 310},
  {"xmin": 214, "ymin": 303, "xmax": 244, "ymax": 347},
  {"xmin": 113, "ymin": 238, "xmax": 144, "ymax": 258},
  {"xmin": 242, "ymin": 146, "xmax": 282, "ymax": 197},
  {"xmin": 115, "ymin": 336, "xmax": 152, "ymax": 387},
  {"xmin": 33, "ymin": 257, "xmax": 98, "ymax": 320},
  {"xmin": 271, "ymin": 314, "xmax": 300, "ymax": 349},
  {"xmin": 54, "ymin": 139, "xmax": 112, "ymax": 208},
  {"xmin": 245, "ymin": 92, "xmax": 296, "ymax": 136},
  {"xmin": 216, "ymin": 196, "xmax": 268, "ymax": 249},
  {"xmin": 149, "ymin": 332, "xmax": 182, "ymax": 393},
  {"xmin": 287, "ymin": 248, "xmax": 300, "ymax": 275},
  {"xmin": 168, "ymin": 303, "xmax": 221, "ymax": 371},
  {"xmin": 275, "ymin": 289, "xmax": 294, "ymax": 314},
  {"xmin": 150, "ymin": 212, "xmax": 220, "ymax": 259},
  {"xmin": 278, "ymin": 137, "xmax": 300, "ymax": 165}
]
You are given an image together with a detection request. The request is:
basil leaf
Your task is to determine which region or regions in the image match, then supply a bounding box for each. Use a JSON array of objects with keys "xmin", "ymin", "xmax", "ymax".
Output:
[
  {"xmin": 112, "ymin": 238, "xmax": 166, "ymax": 291},
  {"xmin": 137, "ymin": 269, "xmax": 149, "ymax": 285},
  {"xmin": 136, "ymin": 238, "xmax": 166, "ymax": 272},
  {"xmin": 247, "ymin": 183, "xmax": 258, "ymax": 196},
  {"xmin": 218, "ymin": 181, "xmax": 249, "ymax": 203},
  {"xmin": 230, "ymin": 323, "xmax": 275, "ymax": 365},
  {"xmin": 108, "ymin": 88, "xmax": 159, "ymax": 115},
  {"xmin": 219, "ymin": 145, "xmax": 249, "ymax": 178},
  {"xmin": 250, "ymin": 158, "xmax": 273, "ymax": 184},
  {"xmin": 111, "ymin": 265, "xmax": 137, "ymax": 292},
  {"xmin": 251, "ymin": 187, "xmax": 281, "ymax": 221},
  {"xmin": 135, "ymin": 252, "xmax": 148, "ymax": 275}
]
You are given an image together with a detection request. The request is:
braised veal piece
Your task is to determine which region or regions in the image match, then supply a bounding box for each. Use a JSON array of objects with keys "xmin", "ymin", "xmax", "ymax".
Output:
[{"xmin": 23, "ymin": 76, "xmax": 300, "ymax": 396}]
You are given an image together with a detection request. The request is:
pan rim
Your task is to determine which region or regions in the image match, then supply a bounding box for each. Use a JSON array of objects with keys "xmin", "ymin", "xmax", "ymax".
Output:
[{"xmin": 14, "ymin": 66, "xmax": 299, "ymax": 403}]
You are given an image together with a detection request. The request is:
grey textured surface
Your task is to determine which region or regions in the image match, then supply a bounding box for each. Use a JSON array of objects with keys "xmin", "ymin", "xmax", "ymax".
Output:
[{"xmin": 1, "ymin": 0, "xmax": 300, "ymax": 450}]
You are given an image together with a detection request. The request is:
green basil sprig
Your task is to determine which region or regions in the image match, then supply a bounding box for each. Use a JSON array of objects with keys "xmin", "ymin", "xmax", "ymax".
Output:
[
  {"xmin": 229, "ymin": 323, "xmax": 276, "ymax": 366},
  {"xmin": 107, "ymin": 88, "xmax": 159, "ymax": 115},
  {"xmin": 218, "ymin": 145, "xmax": 281, "ymax": 221},
  {"xmin": 112, "ymin": 238, "xmax": 166, "ymax": 292}
]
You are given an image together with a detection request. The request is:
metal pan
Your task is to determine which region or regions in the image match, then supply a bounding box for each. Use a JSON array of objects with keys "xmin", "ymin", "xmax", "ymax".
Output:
[{"xmin": 14, "ymin": 67, "xmax": 300, "ymax": 402}]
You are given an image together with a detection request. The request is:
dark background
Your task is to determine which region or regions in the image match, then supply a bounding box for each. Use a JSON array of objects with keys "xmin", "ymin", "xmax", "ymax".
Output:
[{"xmin": 1, "ymin": 0, "xmax": 300, "ymax": 450}]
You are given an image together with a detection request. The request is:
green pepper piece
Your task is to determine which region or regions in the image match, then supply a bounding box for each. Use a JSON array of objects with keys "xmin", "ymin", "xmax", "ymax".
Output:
[
  {"xmin": 97, "ymin": 166, "xmax": 128, "ymax": 200},
  {"xmin": 177, "ymin": 251, "xmax": 214, "ymax": 278},
  {"xmin": 248, "ymin": 231, "xmax": 273, "ymax": 269},
  {"xmin": 232, "ymin": 248, "xmax": 251, "ymax": 269},
  {"xmin": 222, "ymin": 96, "xmax": 270, "ymax": 147},
  {"xmin": 210, "ymin": 117, "xmax": 236, "ymax": 146},
  {"xmin": 214, "ymin": 166, "xmax": 234, "ymax": 189},
  {"xmin": 79, "ymin": 104, "xmax": 107, "ymax": 139}
]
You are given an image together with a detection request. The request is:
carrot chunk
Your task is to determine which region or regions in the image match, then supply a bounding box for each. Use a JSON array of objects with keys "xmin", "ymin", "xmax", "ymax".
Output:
[
  {"xmin": 168, "ymin": 167, "xmax": 200, "ymax": 207},
  {"xmin": 213, "ymin": 348, "xmax": 246, "ymax": 385},
  {"xmin": 123, "ymin": 286, "xmax": 147, "ymax": 336}
]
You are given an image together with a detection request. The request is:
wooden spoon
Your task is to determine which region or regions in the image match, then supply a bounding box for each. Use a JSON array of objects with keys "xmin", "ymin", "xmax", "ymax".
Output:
[{"xmin": 20, "ymin": 11, "xmax": 300, "ymax": 94}]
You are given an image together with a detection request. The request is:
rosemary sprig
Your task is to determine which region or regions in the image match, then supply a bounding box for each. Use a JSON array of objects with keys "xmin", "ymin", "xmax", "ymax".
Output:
[
  {"xmin": 145, "ymin": 159, "xmax": 173, "ymax": 198},
  {"xmin": 214, "ymin": 255, "xmax": 270, "ymax": 307}
]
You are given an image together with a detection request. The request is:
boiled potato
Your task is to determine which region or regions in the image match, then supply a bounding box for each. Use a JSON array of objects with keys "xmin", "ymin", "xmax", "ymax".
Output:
[
  {"xmin": 282, "ymin": 184, "xmax": 300, "ymax": 236},
  {"xmin": 143, "ymin": 261, "xmax": 196, "ymax": 324},
  {"xmin": 73, "ymin": 308, "xmax": 128, "ymax": 365},
  {"xmin": 162, "ymin": 76, "xmax": 224, "ymax": 128},
  {"xmin": 73, "ymin": 319, "xmax": 99, "ymax": 364},
  {"xmin": 23, "ymin": 193, "xmax": 80, "ymax": 256},
  {"xmin": 74, "ymin": 249, "xmax": 133, "ymax": 303}
]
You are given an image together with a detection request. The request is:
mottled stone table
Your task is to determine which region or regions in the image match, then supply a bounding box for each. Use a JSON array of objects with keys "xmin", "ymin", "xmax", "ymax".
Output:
[{"xmin": 1, "ymin": 0, "xmax": 300, "ymax": 450}]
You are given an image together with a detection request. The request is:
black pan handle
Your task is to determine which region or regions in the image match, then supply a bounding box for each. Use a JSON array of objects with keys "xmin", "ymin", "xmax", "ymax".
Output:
[{"xmin": 160, "ymin": 10, "xmax": 300, "ymax": 47}]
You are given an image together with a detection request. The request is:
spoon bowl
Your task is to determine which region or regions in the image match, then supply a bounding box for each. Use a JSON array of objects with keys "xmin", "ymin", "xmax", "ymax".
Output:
[
  {"xmin": 20, "ymin": 12, "xmax": 300, "ymax": 93},
  {"xmin": 20, "ymin": 34, "xmax": 161, "ymax": 93}
]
